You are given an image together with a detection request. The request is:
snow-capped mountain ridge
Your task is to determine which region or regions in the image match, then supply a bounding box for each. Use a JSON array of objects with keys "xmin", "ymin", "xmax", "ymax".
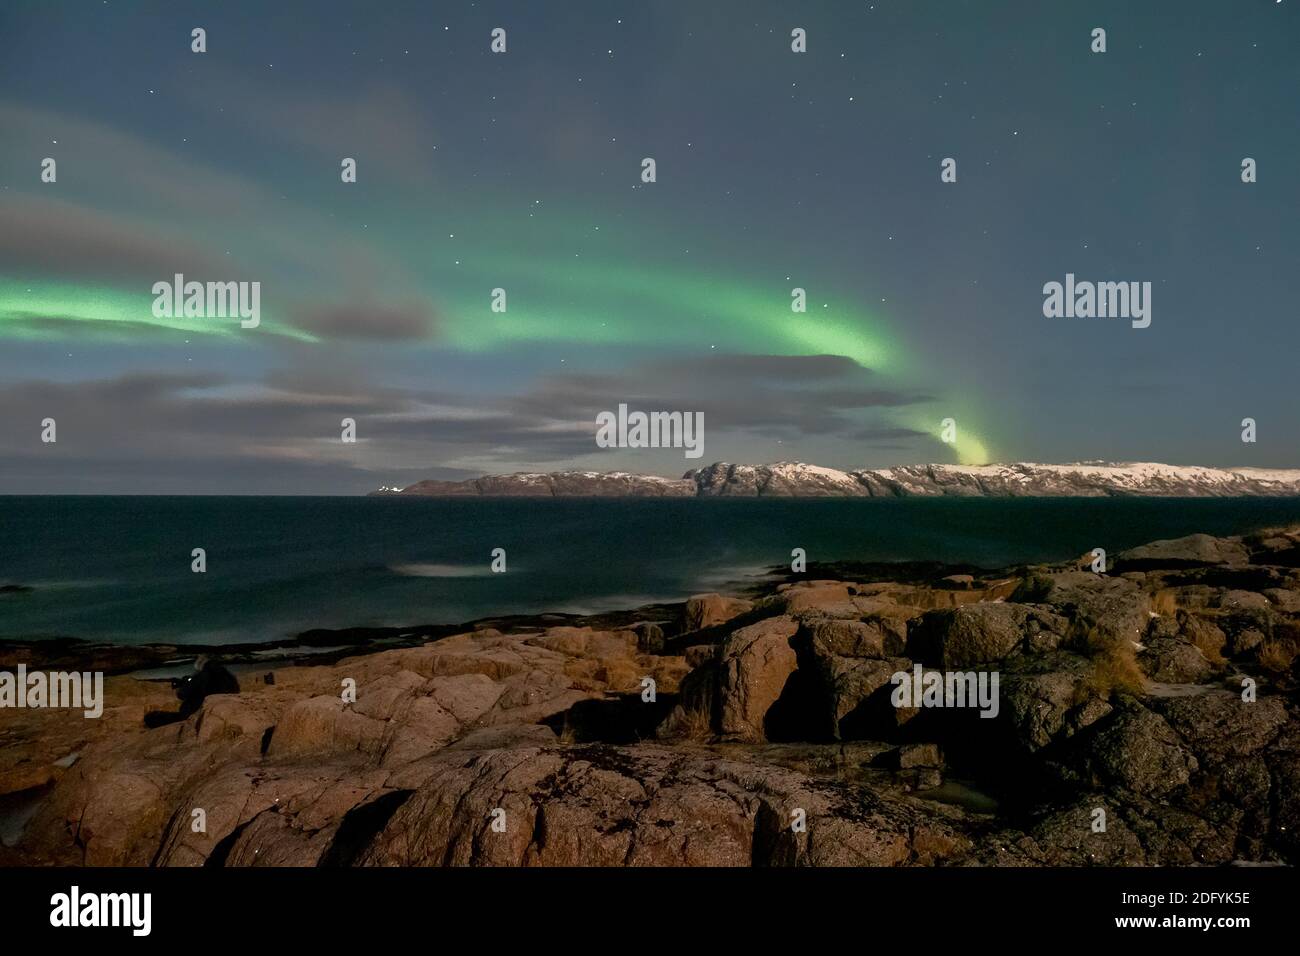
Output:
[
  {"xmin": 848, "ymin": 462, "xmax": 1300, "ymax": 498},
  {"xmin": 376, "ymin": 461, "xmax": 1300, "ymax": 497}
]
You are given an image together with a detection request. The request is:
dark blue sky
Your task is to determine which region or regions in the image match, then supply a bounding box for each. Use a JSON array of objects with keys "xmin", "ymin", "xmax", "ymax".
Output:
[{"xmin": 1, "ymin": 0, "xmax": 1296, "ymax": 492}]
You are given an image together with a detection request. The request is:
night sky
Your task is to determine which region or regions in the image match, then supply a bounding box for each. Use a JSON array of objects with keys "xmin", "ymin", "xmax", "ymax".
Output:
[{"xmin": 1, "ymin": 0, "xmax": 1296, "ymax": 494}]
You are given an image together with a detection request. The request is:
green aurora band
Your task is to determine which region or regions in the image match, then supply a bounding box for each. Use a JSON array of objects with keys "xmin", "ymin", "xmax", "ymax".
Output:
[{"xmin": 1, "ymin": 248, "xmax": 995, "ymax": 464}]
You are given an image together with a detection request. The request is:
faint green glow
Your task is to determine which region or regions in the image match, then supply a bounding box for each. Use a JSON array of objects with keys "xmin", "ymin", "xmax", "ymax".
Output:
[
  {"xmin": 0, "ymin": 281, "xmax": 316, "ymax": 342},
  {"xmin": 443, "ymin": 257, "xmax": 894, "ymax": 369},
  {"xmin": 900, "ymin": 410, "xmax": 993, "ymax": 465},
  {"xmin": 952, "ymin": 431, "xmax": 992, "ymax": 465},
  {"xmin": 1, "ymin": 233, "xmax": 998, "ymax": 462}
]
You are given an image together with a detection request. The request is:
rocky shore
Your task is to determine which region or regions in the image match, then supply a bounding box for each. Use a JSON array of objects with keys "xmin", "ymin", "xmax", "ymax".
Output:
[{"xmin": 3, "ymin": 526, "xmax": 1299, "ymax": 867}]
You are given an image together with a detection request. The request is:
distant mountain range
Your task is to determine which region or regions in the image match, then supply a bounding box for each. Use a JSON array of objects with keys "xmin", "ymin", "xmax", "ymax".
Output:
[{"xmin": 373, "ymin": 461, "xmax": 1300, "ymax": 498}]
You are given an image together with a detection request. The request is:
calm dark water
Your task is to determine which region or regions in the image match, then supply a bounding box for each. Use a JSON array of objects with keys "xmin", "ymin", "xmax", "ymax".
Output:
[{"xmin": 3, "ymin": 496, "xmax": 1300, "ymax": 645}]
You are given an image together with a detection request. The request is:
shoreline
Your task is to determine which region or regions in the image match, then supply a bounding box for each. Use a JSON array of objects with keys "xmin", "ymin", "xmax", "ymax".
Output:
[
  {"xmin": 0, "ymin": 558, "xmax": 1000, "ymax": 676},
  {"xmin": 9, "ymin": 496, "xmax": 1300, "ymax": 654},
  {"xmin": 3, "ymin": 524, "xmax": 1299, "ymax": 867}
]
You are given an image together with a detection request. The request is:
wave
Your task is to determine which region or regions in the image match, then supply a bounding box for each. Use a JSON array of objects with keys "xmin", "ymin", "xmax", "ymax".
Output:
[
  {"xmin": 389, "ymin": 562, "xmax": 495, "ymax": 579},
  {"xmin": 693, "ymin": 563, "xmax": 772, "ymax": 590},
  {"xmin": 548, "ymin": 593, "xmax": 679, "ymax": 615},
  {"xmin": 16, "ymin": 578, "xmax": 119, "ymax": 589}
]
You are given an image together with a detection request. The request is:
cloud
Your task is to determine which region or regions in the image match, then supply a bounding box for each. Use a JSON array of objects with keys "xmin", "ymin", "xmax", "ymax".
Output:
[
  {"xmin": 346, "ymin": 352, "xmax": 936, "ymax": 471},
  {"xmin": 0, "ymin": 367, "xmax": 556, "ymax": 492},
  {"xmin": 846, "ymin": 425, "xmax": 930, "ymax": 442},
  {"xmin": 0, "ymin": 195, "xmax": 229, "ymax": 284},
  {"xmin": 0, "ymin": 102, "xmax": 274, "ymax": 223},
  {"xmin": 0, "ymin": 353, "xmax": 938, "ymax": 493},
  {"xmin": 289, "ymin": 302, "xmax": 438, "ymax": 341},
  {"xmin": 0, "ymin": 102, "xmax": 413, "ymax": 296},
  {"xmin": 0, "ymin": 371, "xmax": 396, "ymax": 493},
  {"xmin": 183, "ymin": 71, "xmax": 442, "ymax": 185},
  {"xmin": 496, "ymin": 352, "xmax": 932, "ymax": 442}
]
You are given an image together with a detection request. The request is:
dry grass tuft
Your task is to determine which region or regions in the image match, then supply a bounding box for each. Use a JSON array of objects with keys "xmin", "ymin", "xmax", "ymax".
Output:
[
  {"xmin": 1152, "ymin": 589, "xmax": 1180, "ymax": 617},
  {"xmin": 1081, "ymin": 627, "xmax": 1147, "ymax": 698},
  {"xmin": 1257, "ymin": 620, "xmax": 1300, "ymax": 677},
  {"xmin": 1192, "ymin": 627, "xmax": 1227, "ymax": 668},
  {"xmin": 676, "ymin": 703, "xmax": 714, "ymax": 741},
  {"xmin": 1257, "ymin": 639, "xmax": 1298, "ymax": 676}
]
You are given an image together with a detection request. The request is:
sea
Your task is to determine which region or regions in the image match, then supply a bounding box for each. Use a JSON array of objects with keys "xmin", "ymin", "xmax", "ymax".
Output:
[{"xmin": 3, "ymin": 495, "xmax": 1300, "ymax": 646}]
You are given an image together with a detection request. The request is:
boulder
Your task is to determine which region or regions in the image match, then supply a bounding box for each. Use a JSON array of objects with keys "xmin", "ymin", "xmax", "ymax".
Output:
[
  {"xmin": 1137, "ymin": 638, "xmax": 1215, "ymax": 684},
  {"xmin": 1216, "ymin": 590, "xmax": 1272, "ymax": 611},
  {"xmin": 1115, "ymin": 798, "xmax": 1238, "ymax": 865},
  {"xmin": 909, "ymin": 603, "xmax": 1067, "ymax": 668},
  {"xmin": 1117, "ymin": 533, "xmax": 1250, "ymax": 569},
  {"xmin": 1000, "ymin": 653, "xmax": 1112, "ymax": 751},
  {"xmin": 359, "ymin": 744, "xmax": 968, "ymax": 867},
  {"xmin": 378, "ymin": 697, "xmax": 463, "ymax": 767},
  {"xmin": 1230, "ymin": 628, "xmax": 1266, "ymax": 656},
  {"xmin": 1150, "ymin": 692, "xmax": 1289, "ymax": 766},
  {"xmin": 1017, "ymin": 572, "xmax": 1151, "ymax": 648},
  {"xmin": 267, "ymin": 696, "xmax": 385, "ymax": 759},
  {"xmin": 717, "ymin": 615, "xmax": 800, "ymax": 740},
  {"xmin": 423, "ymin": 673, "xmax": 507, "ymax": 725},
  {"xmin": 815, "ymin": 655, "xmax": 911, "ymax": 740},
  {"xmin": 781, "ymin": 582, "xmax": 857, "ymax": 619},
  {"xmin": 1084, "ymin": 705, "xmax": 1197, "ymax": 797},
  {"xmin": 896, "ymin": 743, "xmax": 943, "ymax": 769},
  {"xmin": 1263, "ymin": 588, "xmax": 1300, "ymax": 613},
  {"xmin": 192, "ymin": 694, "xmax": 279, "ymax": 745},
  {"xmin": 526, "ymin": 627, "xmax": 637, "ymax": 659},
  {"xmin": 1020, "ymin": 798, "xmax": 1147, "ymax": 865},
  {"xmin": 683, "ymin": 593, "xmax": 753, "ymax": 631},
  {"xmin": 808, "ymin": 617, "xmax": 905, "ymax": 660},
  {"xmin": 348, "ymin": 670, "xmax": 426, "ymax": 720}
]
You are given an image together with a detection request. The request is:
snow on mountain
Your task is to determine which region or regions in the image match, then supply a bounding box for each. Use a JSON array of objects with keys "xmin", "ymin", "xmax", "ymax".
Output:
[
  {"xmin": 385, "ymin": 470, "xmax": 696, "ymax": 497},
  {"xmin": 376, "ymin": 461, "xmax": 1300, "ymax": 497},
  {"xmin": 853, "ymin": 462, "xmax": 1300, "ymax": 497}
]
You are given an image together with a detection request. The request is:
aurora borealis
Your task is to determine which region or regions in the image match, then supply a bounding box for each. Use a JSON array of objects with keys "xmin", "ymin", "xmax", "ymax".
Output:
[{"xmin": 1, "ymin": 0, "xmax": 1296, "ymax": 493}]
